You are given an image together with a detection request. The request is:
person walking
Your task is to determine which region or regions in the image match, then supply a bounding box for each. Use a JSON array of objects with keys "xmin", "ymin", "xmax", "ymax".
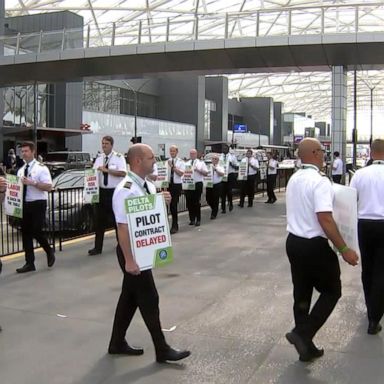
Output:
[
  {"xmin": 285, "ymin": 138, "xmax": 358, "ymax": 362},
  {"xmin": 266, "ymin": 153, "xmax": 278, "ymax": 204},
  {"xmin": 332, "ymin": 151, "xmax": 343, "ymax": 184},
  {"xmin": 239, "ymin": 149, "xmax": 259, "ymax": 208},
  {"xmin": 206, "ymin": 154, "xmax": 224, "ymax": 219},
  {"xmin": 88, "ymin": 136, "xmax": 127, "ymax": 256},
  {"xmin": 108, "ymin": 143, "xmax": 191, "ymax": 363},
  {"xmin": 167, "ymin": 145, "xmax": 185, "ymax": 234},
  {"xmin": 16, "ymin": 142, "xmax": 55, "ymax": 273},
  {"xmin": 350, "ymin": 139, "xmax": 384, "ymax": 335},
  {"xmin": 220, "ymin": 145, "xmax": 238, "ymax": 213}
]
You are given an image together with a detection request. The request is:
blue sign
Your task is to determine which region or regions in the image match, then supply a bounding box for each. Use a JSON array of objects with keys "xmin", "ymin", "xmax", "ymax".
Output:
[{"xmin": 233, "ymin": 124, "xmax": 248, "ymax": 133}]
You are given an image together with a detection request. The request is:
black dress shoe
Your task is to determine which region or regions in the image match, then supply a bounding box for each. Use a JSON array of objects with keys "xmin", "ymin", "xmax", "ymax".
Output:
[
  {"xmin": 308, "ymin": 341, "xmax": 324, "ymax": 358},
  {"xmin": 47, "ymin": 251, "xmax": 55, "ymax": 267},
  {"xmin": 221, "ymin": 209, "xmax": 226, "ymax": 214},
  {"xmin": 271, "ymin": 198, "xmax": 277, "ymax": 204},
  {"xmin": 188, "ymin": 221, "xmax": 195, "ymax": 226},
  {"xmin": 265, "ymin": 200, "xmax": 272, "ymax": 204},
  {"xmin": 210, "ymin": 214, "xmax": 216, "ymax": 220},
  {"xmin": 156, "ymin": 347, "xmax": 191, "ymax": 363},
  {"xmin": 16, "ymin": 264, "xmax": 36, "ymax": 274},
  {"xmin": 248, "ymin": 203, "xmax": 253, "ymax": 207},
  {"xmin": 108, "ymin": 341, "xmax": 144, "ymax": 355},
  {"xmin": 195, "ymin": 221, "xmax": 200, "ymax": 227},
  {"xmin": 88, "ymin": 248, "xmax": 102, "ymax": 256},
  {"xmin": 170, "ymin": 227, "xmax": 178, "ymax": 234},
  {"xmin": 286, "ymin": 331, "xmax": 312, "ymax": 362},
  {"xmin": 238, "ymin": 204, "xmax": 244, "ymax": 208},
  {"xmin": 229, "ymin": 204, "xmax": 233, "ymax": 212},
  {"xmin": 368, "ymin": 321, "xmax": 382, "ymax": 335}
]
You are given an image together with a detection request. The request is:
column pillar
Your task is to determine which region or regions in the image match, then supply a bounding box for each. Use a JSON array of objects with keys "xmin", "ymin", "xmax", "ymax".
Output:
[
  {"xmin": 0, "ymin": 0, "xmax": 5, "ymax": 162},
  {"xmin": 331, "ymin": 66, "xmax": 347, "ymax": 171}
]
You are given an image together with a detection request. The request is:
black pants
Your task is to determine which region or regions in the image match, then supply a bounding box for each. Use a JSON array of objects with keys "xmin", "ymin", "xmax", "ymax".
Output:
[
  {"xmin": 266, "ymin": 174, "xmax": 277, "ymax": 202},
  {"xmin": 240, "ymin": 174, "xmax": 256, "ymax": 206},
  {"xmin": 332, "ymin": 175, "xmax": 342, "ymax": 184},
  {"xmin": 286, "ymin": 233, "xmax": 341, "ymax": 341},
  {"xmin": 358, "ymin": 220, "xmax": 384, "ymax": 323},
  {"xmin": 93, "ymin": 188, "xmax": 117, "ymax": 251},
  {"xmin": 221, "ymin": 173, "xmax": 237, "ymax": 210},
  {"xmin": 185, "ymin": 181, "xmax": 203, "ymax": 223},
  {"xmin": 206, "ymin": 182, "xmax": 222, "ymax": 218},
  {"xmin": 22, "ymin": 200, "xmax": 52, "ymax": 265},
  {"xmin": 168, "ymin": 183, "xmax": 182, "ymax": 228},
  {"xmin": 109, "ymin": 245, "xmax": 168, "ymax": 353}
]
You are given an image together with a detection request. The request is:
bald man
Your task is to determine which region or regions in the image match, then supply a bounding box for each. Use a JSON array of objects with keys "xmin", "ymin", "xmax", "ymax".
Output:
[
  {"xmin": 350, "ymin": 139, "xmax": 384, "ymax": 335},
  {"xmin": 109, "ymin": 144, "xmax": 190, "ymax": 363},
  {"xmin": 285, "ymin": 138, "xmax": 358, "ymax": 362}
]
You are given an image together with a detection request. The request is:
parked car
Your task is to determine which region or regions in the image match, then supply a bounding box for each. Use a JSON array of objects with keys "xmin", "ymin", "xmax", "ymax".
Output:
[
  {"xmin": 44, "ymin": 151, "xmax": 92, "ymax": 177},
  {"xmin": 48, "ymin": 169, "xmax": 94, "ymax": 232},
  {"xmin": 9, "ymin": 169, "xmax": 95, "ymax": 233}
]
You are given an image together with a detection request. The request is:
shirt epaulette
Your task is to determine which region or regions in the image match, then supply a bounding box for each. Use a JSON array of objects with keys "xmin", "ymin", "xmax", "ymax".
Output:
[{"xmin": 123, "ymin": 181, "xmax": 132, "ymax": 189}]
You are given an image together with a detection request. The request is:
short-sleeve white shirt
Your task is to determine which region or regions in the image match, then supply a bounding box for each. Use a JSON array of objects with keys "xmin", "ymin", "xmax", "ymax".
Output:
[
  {"xmin": 186, "ymin": 159, "xmax": 208, "ymax": 182},
  {"xmin": 349, "ymin": 162, "xmax": 384, "ymax": 220},
  {"xmin": 268, "ymin": 159, "xmax": 278, "ymax": 175},
  {"xmin": 220, "ymin": 152, "xmax": 238, "ymax": 174},
  {"xmin": 17, "ymin": 159, "xmax": 52, "ymax": 202},
  {"xmin": 286, "ymin": 164, "xmax": 334, "ymax": 239},
  {"xmin": 113, "ymin": 172, "xmax": 156, "ymax": 224},
  {"xmin": 332, "ymin": 158, "xmax": 343, "ymax": 175},
  {"xmin": 93, "ymin": 151, "xmax": 127, "ymax": 189},
  {"xmin": 168, "ymin": 157, "xmax": 185, "ymax": 184},
  {"xmin": 241, "ymin": 157, "xmax": 259, "ymax": 176},
  {"xmin": 212, "ymin": 164, "xmax": 224, "ymax": 184}
]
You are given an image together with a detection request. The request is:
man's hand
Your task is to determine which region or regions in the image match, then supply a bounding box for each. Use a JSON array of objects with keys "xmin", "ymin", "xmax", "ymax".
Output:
[
  {"xmin": 125, "ymin": 259, "xmax": 140, "ymax": 275},
  {"xmin": 97, "ymin": 166, "xmax": 108, "ymax": 173},
  {"xmin": 341, "ymin": 248, "xmax": 359, "ymax": 266},
  {"xmin": 0, "ymin": 176, "xmax": 6, "ymax": 192},
  {"xmin": 162, "ymin": 191, "xmax": 171, "ymax": 204},
  {"xmin": 21, "ymin": 177, "xmax": 36, "ymax": 186}
]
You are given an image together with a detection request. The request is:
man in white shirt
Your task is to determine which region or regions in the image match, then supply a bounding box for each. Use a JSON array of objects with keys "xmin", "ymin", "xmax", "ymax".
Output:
[
  {"xmin": 16, "ymin": 141, "xmax": 55, "ymax": 273},
  {"xmin": 220, "ymin": 145, "xmax": 238, "ymax": 213},
  {"xmin": 109, "ymin": 144, "xmax": 190, "ymax": 363},
  {"xmin": 185, "ymin": 149, "xmax": 208, "ymax": 226},
  {"xmin": 205, "ymin": 154, "xmax": 224, "ymax": 219},
  {"xmin": 332, "ymin": 151, "xmax": 343, "ymax": 184},
  {"xmin": 266, "ymin": 153, "xmax": 278, "ymax": 204},
  {"xmin": 167, "ymin": 145, "xmax": 185, "ymax": 234},
  {"xmin": 239, "ymin": 149, "xmax": 259, "ymax": 208},
  {"xmin": 89, "ymin": 136, "xmax": 127, "ymax": 256},
  {"xmin": 350, "ymin": 139, "xmax": 384, "ymax": 335},
  {"xmin": 285, "ymin": 138, "xmax": 358, "ymax": 362}
]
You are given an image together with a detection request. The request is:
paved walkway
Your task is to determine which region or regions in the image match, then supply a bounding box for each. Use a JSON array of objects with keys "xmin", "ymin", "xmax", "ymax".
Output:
[{"xmin": 0, "ymin": 192, "xmax": 381, "ymax": 384}]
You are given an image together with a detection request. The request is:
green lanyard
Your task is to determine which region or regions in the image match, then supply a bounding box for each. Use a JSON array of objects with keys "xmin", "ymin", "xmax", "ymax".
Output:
[{"xmin": 127, "ymin": 171, "xmax": 148, "ymax": 195}]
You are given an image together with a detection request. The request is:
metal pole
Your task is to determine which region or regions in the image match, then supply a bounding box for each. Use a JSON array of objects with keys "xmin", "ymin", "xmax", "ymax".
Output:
[
  {"xmin": 123, "ymin": 80, "xmax": 138, "ymax": 141},
  {"xmin": 370, "ymin": 87, "xmax": 374, "ymax": 146},
  {"xmin": 33, "ymin": 82, "xmax": 38, "ymax": 152},
  {"xmin": 353, "ymin": 69, "xmax": 357, "ymax": 168}
]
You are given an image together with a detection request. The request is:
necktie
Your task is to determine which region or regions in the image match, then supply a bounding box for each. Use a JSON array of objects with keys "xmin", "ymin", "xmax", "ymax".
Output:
[
  {"xmin": 103, "ymin": 156, "xmax": 109, "ymax": 187},
  {"xmin": 23, "ymin": 164, "xmax": 29, "ymax": 201},
  {"xmin": 247, "ymin": 159, "xmax": 250, "ymax": 175},
  {"xmin": 171, "ymin": 159, "xmax": 175, "ymax": 183},
  {"xmin": 143, "ymin": 181, "xmax": 150, "ymax": 194}
]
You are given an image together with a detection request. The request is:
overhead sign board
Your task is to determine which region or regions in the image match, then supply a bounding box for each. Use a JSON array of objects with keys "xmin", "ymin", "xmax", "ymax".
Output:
[{"xmin": 233, "ymin": 124, "xmax": 248, "ymax": 133}]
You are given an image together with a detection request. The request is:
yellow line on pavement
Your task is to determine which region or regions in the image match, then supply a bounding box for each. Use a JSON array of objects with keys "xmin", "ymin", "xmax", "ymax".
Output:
[{"xmin": 1, "ymin": 230, "xmax": 115, "ymax": 262}]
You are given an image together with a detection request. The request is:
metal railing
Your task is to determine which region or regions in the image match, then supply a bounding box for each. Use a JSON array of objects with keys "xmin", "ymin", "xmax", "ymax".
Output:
[
  {"xmin": 1, "ymin": 4, "xmax": 384, "ymax": 56},
  {"xmin": 0, "ymin": 168, "xmax": 292, "ymax": 258}
]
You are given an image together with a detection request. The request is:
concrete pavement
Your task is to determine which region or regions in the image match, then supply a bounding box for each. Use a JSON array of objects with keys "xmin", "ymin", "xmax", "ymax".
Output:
[{"xmin": 0, "ymin": 191, "xmax": 381, "ymax": 384}]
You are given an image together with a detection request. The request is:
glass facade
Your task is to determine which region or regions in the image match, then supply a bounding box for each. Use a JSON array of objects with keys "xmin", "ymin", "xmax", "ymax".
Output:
[
  {"xmin": 83, "ymin": 82, "xmax": 159, "ymax": 119},
  {"xmin": 3, "ymin": 84, "xmax": 54, "ymax": 128},
  {"xmin": 204, "ymin": 99, "xmax": 216, "ymax": 140}
]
